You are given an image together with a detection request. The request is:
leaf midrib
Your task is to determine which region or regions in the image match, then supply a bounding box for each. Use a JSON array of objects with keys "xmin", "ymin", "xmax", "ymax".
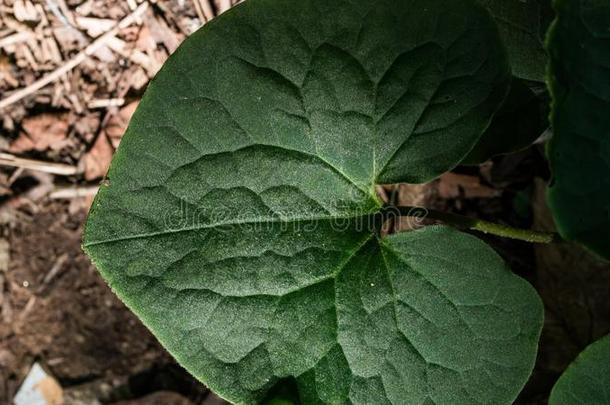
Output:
[{"xmin": 84, "ymin": 210, "xmax": 381, "ymax": 247}]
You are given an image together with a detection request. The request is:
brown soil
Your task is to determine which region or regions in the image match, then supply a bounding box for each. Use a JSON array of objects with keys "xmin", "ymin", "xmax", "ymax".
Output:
[{"xmin": 0, "ymin": 201, "xmax": 213, "ymax": 403}]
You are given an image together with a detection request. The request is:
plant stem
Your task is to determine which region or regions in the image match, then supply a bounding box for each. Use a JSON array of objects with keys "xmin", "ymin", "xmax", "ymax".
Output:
[{"xmin": 386, "ymin": 205, "xmax": 560, "ymax": 244}]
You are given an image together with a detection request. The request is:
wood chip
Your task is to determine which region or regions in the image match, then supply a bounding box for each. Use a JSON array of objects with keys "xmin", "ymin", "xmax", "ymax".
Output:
[
  {"xmin": 13, "ymin": 0, "xmax": 39, "ymax": 23},
  {"xmin": 147, "ymin": 14, "xmax": 184, "ymax": 53},
  {"xmin": 106, "ymin": 36, "xmax": 157, "ymax": 75},
  {"xmin": 75, "ymin": 16, "xmax": 116, "ymax": 37},
  {"xmin": 88, "ymin": 98, "xmax": 125, "ymax": 109},
  {"xmin": 0, "ymin": 31, "xmax": 32, "ymax": 49}
]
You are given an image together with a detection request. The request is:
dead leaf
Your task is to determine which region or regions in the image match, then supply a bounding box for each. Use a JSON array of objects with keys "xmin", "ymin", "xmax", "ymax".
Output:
[
  {"xmin": 9, "ymin": 114, "xmax": 69, "ymax": 153},
  {"xmin": 83, "ymin": 134, "xmax": 113, "ymax": 180}
]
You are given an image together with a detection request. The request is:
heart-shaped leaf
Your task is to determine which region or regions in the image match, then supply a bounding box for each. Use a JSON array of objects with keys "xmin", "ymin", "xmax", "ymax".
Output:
[
  {"xmin": 83, "ymin": 0, "xmax": 543, "ymax": 403},
  {"xmin": 549, "ymin": 334, "xmax": 610, "ymax": 405},
  {"xmin": 477, "ymin": 0, "xmax": 554, "ymax": 82},
  {"xmin": 546, "ymin": 0, "xmax": 610, "ymax": 261}
]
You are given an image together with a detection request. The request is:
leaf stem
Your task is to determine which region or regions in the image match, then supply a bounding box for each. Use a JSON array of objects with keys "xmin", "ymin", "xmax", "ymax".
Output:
[{"xmin": 386, "ymin": 205, "xmax": 561, "ymax": 244}]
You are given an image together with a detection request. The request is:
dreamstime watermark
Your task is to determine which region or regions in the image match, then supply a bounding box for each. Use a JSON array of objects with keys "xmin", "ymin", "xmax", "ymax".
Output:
[{"xmin": 162, "ymin": 200, "xmax": 429, "ymax": 234}]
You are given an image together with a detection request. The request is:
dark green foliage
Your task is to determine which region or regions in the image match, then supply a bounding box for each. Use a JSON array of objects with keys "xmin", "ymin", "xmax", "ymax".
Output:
[
  {"xmin": 549, "ymin": 334, "xmax": 610, "ymax": 404},
  {"xmin": 546, "ymin": 0, "xmax": 610, "ymax": 260},
  {"xmin": 477, "ymin": 0, "xmax": 554, "ymax": 82}
]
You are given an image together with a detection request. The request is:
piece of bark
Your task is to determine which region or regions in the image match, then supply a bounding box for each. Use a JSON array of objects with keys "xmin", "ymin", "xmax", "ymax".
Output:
[{"xmin": 75, "ymin": 16, "xmax": 116, "ymax": 37}]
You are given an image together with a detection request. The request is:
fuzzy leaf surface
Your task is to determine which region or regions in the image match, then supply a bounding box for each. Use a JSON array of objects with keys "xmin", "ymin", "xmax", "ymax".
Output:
[
  {"xmin": 549, "ymin": 334, "xmax": 610, "ymax": 405},
  {"xmin": 83, "ymin": 0, "xmax": 542, "ymax": 403},
  {"xmin": 477, "ymin": 0, "xmax": 554, "ymax": 82}
]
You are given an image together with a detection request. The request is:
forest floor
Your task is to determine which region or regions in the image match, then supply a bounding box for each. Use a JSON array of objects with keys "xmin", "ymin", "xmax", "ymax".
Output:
[{"xmin": 1, "ymin": 0, "xmax": 609, "ymax": 404}]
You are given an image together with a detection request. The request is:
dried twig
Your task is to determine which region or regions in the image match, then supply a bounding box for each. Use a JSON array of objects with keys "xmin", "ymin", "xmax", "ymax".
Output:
[
  {"xmin": 191, "ymin": 0, "xmax": 206, "ymax": 22},
  {"xmin": 88, "ymin": 98, "xmax": 125, "ymax": 109},
  {"xmin": 0, "ymin": 152, "xmax": 80, "ymax": 176},
  {"xmin": 18, "ymin": 296, "xmax": 37, "ymax": 323},
  {"xmin": 0, "ymin": 2, "xmax": 149, "ymax": 111},
  {"xmin": 194, "ymin": 0, "xmax": 214, "ymax": 22},
  {"xmin": 0, "ymin": 31, "xmax": 32, "ymax": 48},
  {"xmin": 49, "ymin": 185, "xmax": 98, "ymax": 199},
  {"xmin": 40, "ymin": 253, "xmax": 69, "ymax": 288}
]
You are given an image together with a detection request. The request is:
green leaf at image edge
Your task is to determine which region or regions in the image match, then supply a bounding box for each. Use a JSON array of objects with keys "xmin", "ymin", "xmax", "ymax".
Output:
[
  {"xmin": 83, "ymin": 0, "xmax": 543, "ymax": 403},
  {"xmin": 549, "ymin": 334, "xmax": 610, "ymax": 405},
  {"xmin": 476, "ymin": 0, "xmax": 554, "ymax": 82},
  {"xmin": 546, "ymin": 0, "xmax": 610, "ymax": 261}
]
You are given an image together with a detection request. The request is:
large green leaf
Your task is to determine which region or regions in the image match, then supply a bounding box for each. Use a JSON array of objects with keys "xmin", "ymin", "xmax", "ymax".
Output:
[
  {"xmin": 549, "ymin": 334, "xmax": 610, "ymax": 404},
  {"xmin": 83, "ymin": 0, "xmax": 543, "ymax": 403},
  {"xmin": 477, "ymin": 0, "xmax": 554, "ymax": 82},
  {"xmin": 546, "ymin": 0, "xmax": 610, "ymax": 261}
]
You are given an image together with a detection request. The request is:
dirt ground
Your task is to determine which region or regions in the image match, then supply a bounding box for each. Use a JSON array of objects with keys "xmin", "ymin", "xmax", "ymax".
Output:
[
  {"xmin": 1, "ymin": 0, "xmax": 610, "ymax": 404},
  {"xmin": 0, "ymin": 201, "xmax": 212, "ymax": 403}
]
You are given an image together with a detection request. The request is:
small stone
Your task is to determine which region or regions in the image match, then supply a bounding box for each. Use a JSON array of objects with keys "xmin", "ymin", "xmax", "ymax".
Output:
[{"xmin": 14, "ymin": 362, "xmax": 63, "ymax": 405}]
